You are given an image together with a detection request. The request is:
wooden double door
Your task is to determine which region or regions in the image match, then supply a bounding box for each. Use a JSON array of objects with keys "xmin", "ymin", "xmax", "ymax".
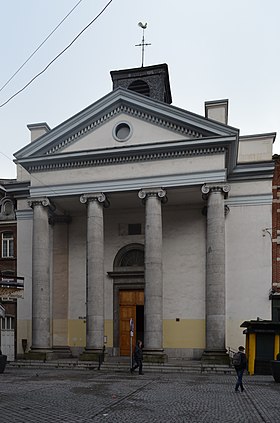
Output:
[{"xmin": 119, "ymin": 290, "xmax": 144, "ymax": 356}]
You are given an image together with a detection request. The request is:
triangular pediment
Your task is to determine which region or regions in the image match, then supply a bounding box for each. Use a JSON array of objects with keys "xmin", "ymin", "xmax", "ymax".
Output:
[
  {"xmin": 60, "ymin": 112, "xmax": 190, "ymax": 154},
  {"xmin": 15, "ymin": 88, "xmax": 239, "ymax": 163}
]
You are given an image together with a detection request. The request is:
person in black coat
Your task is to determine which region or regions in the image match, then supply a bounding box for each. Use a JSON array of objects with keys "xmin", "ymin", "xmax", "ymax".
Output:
[
  {"xmin": 234, "ymin": 346, "xmax": 247, "ymax": 392},
  {"xmin": 130, "ymin": 340, "xmax": 144, "ymax": 375}
]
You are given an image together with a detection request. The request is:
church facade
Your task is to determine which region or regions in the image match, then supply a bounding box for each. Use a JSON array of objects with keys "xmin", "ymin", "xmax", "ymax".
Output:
[{"xmin": 14, "ymin": 64, "xmax": 275, "ymax": 361}]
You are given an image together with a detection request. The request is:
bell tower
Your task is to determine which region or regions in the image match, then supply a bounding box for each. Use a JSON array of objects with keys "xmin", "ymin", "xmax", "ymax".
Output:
[{"xmin": 110, "ymin": 63, "xmax": 172, "ymax": 104}]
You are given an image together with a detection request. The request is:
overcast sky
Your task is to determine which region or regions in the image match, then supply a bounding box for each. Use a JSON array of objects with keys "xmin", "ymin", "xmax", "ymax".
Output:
[{"xmin": 1, "ymin": 0, "xmax": 279, "ymax": 178}]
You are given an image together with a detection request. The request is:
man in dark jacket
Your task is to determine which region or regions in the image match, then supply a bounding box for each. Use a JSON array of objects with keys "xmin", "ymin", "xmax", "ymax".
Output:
[
  {"xmin": 234, "ymin": 346, "xmax": 247, "ymax": 392},
  {"xmin": 130, "ymin": 340, "xmax": 144, "ymax": 375}
]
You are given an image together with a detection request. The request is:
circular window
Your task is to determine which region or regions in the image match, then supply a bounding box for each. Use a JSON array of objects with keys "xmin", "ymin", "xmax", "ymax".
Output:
[{"xmin": 113, "ymin": 122, "xmax": 132, "ymax": 142}]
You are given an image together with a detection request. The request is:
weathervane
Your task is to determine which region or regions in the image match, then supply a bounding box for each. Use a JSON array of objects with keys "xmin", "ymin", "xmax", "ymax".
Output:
[{"xmin": 135, "ymin": 22, "xmax": 151, "ymax": 67}]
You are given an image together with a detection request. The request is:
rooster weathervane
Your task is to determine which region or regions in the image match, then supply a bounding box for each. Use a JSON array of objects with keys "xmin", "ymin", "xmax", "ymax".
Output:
[{"xmin": 135, "ymin": 22, "xmax": 151, "ymax": 67}]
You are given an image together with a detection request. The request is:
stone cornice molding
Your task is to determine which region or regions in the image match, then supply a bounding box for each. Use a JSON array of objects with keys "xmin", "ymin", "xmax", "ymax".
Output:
[
  {"xmin": 80, "ymin": 193, "xmax": 110, "ymax": 208},
  {"xmin": 21, "ymin": 142, "xmax": 229, "ymax": 174},
  {"xmin": 229, "ymin": 161, "xmax": 274, "ymax": 181},
  {"xmin": 138, "ymin": 188, "xmax": 168, "ymax": 204},
  {"xmin": 15, "ymin": 210, "xmax": 33, "ymax": 220},
  {"xmin": 201, "ymin": 184, "xmax": 231, "ymax": 200}
]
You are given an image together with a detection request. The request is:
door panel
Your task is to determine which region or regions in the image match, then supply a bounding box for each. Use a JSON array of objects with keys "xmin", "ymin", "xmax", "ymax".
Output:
[
  {"xmin": 119, "ymin": 290, "xmax": 144, "ymax": 356},
  {"xmin": 120, "ymin": 305, "xmax": 135, "ymax": 356}
]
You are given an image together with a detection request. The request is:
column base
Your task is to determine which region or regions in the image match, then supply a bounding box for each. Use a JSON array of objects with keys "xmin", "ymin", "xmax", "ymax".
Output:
[
  {"xmin": 23, "ymin": 347, "xmax": 72, "ymax": 361},
  {"xmin": 46, "ymin": 347, "xmax": 73, "ymax": 360},
  {"xmin": 201, "ymin": 349, "xmax": 229, "ymax": 365},
  {"xmin": 79, "ymin": 348, "xmax": 106, "ymax": 362},
  {"xmin": 143, "ymin": 349, "xmax": 168, "ymax": 363}
]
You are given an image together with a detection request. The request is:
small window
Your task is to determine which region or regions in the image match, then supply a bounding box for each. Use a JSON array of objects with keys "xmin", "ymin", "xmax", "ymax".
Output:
[
  {"xmin": 113, "ymin": 122, "xmax": 132, "ymax": 142},
  {"xmin": 2, "ymin": 232, "xmax": 14, "ymax": 258},
  {"xmin": 128, "ymin": 224, "xmax": 142, "ymax": 235}
]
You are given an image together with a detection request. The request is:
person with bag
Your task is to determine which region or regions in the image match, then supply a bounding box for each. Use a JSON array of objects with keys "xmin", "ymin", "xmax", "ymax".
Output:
[
  {"xmin": 233, "ymin": 346, "xmax": 247, "ymax": 392},
  {"xmin": 130, "ymin": 340, "xmax": 144, "ymax": 375}
]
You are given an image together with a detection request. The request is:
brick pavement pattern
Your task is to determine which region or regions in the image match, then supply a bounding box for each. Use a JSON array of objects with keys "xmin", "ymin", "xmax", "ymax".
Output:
[{"xmin": 0, "ymin": 368, "xmax": 280, "ymax": 422}]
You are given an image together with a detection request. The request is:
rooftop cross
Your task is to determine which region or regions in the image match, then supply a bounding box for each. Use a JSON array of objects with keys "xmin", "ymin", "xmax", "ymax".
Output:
[{"xmin": 135, "ymin": 22, "xmax": 151, "ymax": 67}]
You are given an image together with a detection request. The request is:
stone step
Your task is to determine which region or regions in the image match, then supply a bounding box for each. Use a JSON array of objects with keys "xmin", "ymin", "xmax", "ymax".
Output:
[{"xmin": 7, "ymin": 359, "xmax": 236, "ymax": 374}]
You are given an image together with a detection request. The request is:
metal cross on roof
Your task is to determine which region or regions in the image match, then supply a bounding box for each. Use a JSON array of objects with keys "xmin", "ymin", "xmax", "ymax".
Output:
[{"xmin": 135, "ymin": 22, "xmax": 151, "ymax": 67}]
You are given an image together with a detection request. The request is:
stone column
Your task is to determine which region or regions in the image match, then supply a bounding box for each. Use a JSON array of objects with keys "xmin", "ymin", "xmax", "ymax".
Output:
[
  {"xmin": 80, "ymin": 193, "xmax": 109, "ymax": 360},
  {"xmin": 27, "ymin": 198, "xmax": 51, "ymax": 353},
  {"xmin": 201, "ymin": 184, "xmax": 230, "ymax": 362},
  {"xmin": 138, "ymin": 188, "xmax": 167, "ymax": 359},
  {"xmin": 50, "ymin": 215, "xmax": 72, "ymax": 357}
]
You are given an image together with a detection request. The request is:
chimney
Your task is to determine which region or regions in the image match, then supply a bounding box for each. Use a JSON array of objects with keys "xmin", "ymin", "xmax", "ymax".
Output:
[
  {"xmin": 205, "ymin": 99, "xmax": 228, "ymax": 125},
  {"xmin": 27, "ymin": 122, "xmax": 50, "ymax": 142}
]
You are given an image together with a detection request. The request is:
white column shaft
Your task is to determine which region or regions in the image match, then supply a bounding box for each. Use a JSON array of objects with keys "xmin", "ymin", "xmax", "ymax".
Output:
[
  {"xmin": 206, "ymin": 189, "xmax": 226, "ymax": 351},
  {"xmin": 144, "ymin": 194, "xmax": 163, "ymax": 350},
  {"xmin": 86, "ymin": 198, "xmax": 104, "ymax": 350},
  {"xmin": 32, "ymin": 202, "xmax": 50, "ymax": 349}
]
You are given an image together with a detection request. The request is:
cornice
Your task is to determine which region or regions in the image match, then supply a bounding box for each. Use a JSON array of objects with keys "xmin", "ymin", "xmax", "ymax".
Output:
[
  {"xmin": 229, "ymin": 161, "xmax": 275, "ymax": 181},
  {"xmin": 22, "ymin": 141, "xmax": 227, "ymax": 173},
  {"xmin": 225, "ymin": 194, "xmax": 272, "ymax": 206}
]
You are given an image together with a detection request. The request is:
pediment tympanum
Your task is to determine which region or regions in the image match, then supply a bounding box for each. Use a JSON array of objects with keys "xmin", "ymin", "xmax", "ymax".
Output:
[{"xmin": 15, "ymin": 88, "xmax": 238, "ymax": 165}]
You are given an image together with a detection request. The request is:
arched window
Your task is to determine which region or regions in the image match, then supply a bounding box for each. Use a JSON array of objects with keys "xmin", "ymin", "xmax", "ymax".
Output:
[
  {"xmin": 114, "ymin": 243, "xmax": 144, "ymax": 269},
  {"xmin": 0, "ymin": 198, "xmax": 15, "ymax": 219},
  {"xmin": 128, "ymin": 80, "xmax": 150, "ymax": 97},
  {"xmin": 118, "ymin": 249, "xmax": 144, "ymax": 267}
]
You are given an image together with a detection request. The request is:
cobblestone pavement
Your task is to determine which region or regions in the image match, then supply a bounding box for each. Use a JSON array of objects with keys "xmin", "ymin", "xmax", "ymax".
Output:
[{"xmin": 1, "ymin": 368, "xmax": 280, "ymax": 422}]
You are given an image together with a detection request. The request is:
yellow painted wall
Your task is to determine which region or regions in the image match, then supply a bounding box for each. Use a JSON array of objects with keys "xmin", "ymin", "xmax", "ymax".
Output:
[
  {"xmin": 104, "ymin": 320, "xmax": 113, "ymax": 347},
  {"xmin": 18, "ymin": 318, "xmax": 205, "ymax": 351},
  {"xmin": 163, "ymin": 319, "xmax": 205, "ymax": 348},
  {"xmin": 68, "ymin": 319, "xmax": 86, "ymax": 347},
  {"xmin": 52, "ymin": 319, "xmax": 68, "ymax": 346},
  {"xmin": 67, "ymin": 319, "xmax": 113, "ymax": 348},
  {"xmin": 248, "ymin": 333, "xmax": 256, "ymax": 375},
  {"xmin": 17, "ymin": 319, "xmax": 32, "ymax": 353}
]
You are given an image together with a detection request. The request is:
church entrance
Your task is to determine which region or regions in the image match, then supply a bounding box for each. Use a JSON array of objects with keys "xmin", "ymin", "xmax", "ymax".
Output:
[
  {"xmin": 119, "ymin": 290, "xmax": 144, "ymax": 356},
  {"xmin": 109, "ymin": 243, "xmax": 145, "ymax": 357}
]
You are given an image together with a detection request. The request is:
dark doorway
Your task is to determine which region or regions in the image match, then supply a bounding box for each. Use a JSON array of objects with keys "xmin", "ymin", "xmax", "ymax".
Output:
[
  {"xmin": 255, "ymin": 333, "xmax": 274, "ymax": 374},
  {"xmin": 136, "ymin": 305, "xmax": 144, "ymax": 345}
]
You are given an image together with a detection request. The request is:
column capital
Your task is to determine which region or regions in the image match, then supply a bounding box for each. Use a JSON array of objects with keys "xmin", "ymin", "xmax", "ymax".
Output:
[
  {"xmin": 80, "ymin": 193, "xmax": 110, "ymax": 208},
  {"xmin": 201, "ymin": 184, "xmax": 230, "ymax": 199},
  {"xmin": 138, "ymin": 188, "xmax": 167, "ymax": 203},
  {"xmin": 28, "ymin": 197, "xmax": 51, "ymax": 208}
]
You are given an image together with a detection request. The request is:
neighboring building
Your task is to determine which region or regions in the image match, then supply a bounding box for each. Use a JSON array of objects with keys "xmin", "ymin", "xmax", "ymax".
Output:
[
  {"xmin": 0, "ymin": 180, "xmax": 20, "ymax": 360},
  {"xmin": 13, "ymin": 63, "xmax": 275, "ymax": 362},
  {"xmin": 271, "ymin": 155, "xmax": 280, "ymax": 320}
]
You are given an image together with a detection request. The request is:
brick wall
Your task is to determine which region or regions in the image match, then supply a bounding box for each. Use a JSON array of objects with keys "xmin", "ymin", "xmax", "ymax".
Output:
[{"xmin": 272, "ymin": 155, "xmax": 280, "ymax": 292}]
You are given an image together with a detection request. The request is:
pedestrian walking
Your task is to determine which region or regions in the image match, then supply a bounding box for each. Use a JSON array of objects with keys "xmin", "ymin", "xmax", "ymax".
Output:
[
  {"xmin": 233, "ymin": 345, "xmax": 247, "ymax": 392},
  {"xmin": 130, "ymin": 340, "xmax": 144, "ymax": 375}
]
